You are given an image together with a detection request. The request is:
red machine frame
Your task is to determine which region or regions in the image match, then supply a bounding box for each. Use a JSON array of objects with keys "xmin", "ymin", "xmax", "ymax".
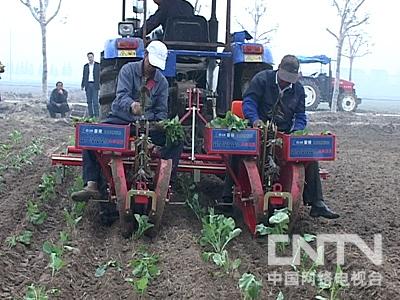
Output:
[{"xmin": 51, "ymin": 88, "xmax": 336, "ymax": 236}]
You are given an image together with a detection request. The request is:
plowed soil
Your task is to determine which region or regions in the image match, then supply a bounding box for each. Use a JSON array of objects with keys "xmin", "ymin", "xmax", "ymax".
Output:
[{"xmin": 0, "ymin": 99, "xmax": 399, "ymax": 299}]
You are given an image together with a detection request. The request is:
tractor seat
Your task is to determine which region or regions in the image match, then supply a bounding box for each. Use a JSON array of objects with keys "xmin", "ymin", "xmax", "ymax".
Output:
[
  {"xmin": 231, "ymin": 100, "xmax": 245, "ymax": 119},
  {"xmin": 163, "ymin": 16, "xmax": 211, "ymax": 51}
]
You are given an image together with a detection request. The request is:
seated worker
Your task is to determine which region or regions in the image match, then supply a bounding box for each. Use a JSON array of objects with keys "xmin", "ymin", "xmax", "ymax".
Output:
[
  {"xmin": 47, "ymin": 81, "xmax": 70, "ymax": 118},
  {"xmin": 223, "ymin": 55, "xmax": 339, "ymax": 219},
  {"xmin": 71, "ymin": 41, "xmax": 183, "ymax": 204},
  {"xmin": 135, "ymin": 0, "xmax": 194, "ymax": 37}
]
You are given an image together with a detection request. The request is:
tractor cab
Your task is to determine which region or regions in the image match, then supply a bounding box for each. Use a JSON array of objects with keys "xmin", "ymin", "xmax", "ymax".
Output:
[{"xmin": 297, "ymin": 55, "xmax": 361, "ymax": 112}]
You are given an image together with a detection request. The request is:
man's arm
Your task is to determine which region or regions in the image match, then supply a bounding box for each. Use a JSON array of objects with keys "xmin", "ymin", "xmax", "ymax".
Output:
[
  {"xmin": 62, "ymin": 90, "xmax": 69, "ymax": 103},
  {"xmin": 152, "ymin": 78, "xmax": 168, "ymax": 121},
  {"xmin": 113, "ymin": 64, "xmax": 136, "ymax": 113},
  {"xmin": 291, "ymin": 85, "xmax": 307, "ymax": 131},
  {"xmin": 137, "ymin": 4, "xmax": 167, "ymax": 36},
  {"xmin": 242, "ymin": 73, "xmax": 266, "ymax": 126},
  {"xmin": 81, "ymin": 64, "xmax": 86, "ymax": 89},
  {"xmin": 49, "ymin": 89, "xmax": 57, "ymax": 104}
]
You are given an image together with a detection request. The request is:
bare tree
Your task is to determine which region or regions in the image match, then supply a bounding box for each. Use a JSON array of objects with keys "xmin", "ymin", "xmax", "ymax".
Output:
[
  {"xmin": 192, "ymin": 0, "xmax": 202, "ymax": 14},
  {"xmin": 343, "ymin": 32, "xmax": 371, "ymax": 81},
  {"xmin": 19, "ymin": 0, "xmax": 63, "ymax": 101},
  {"xmin": 236, "ymin": 0, "xmax": 277, "ymax": 44},
  {"xmin": 326, "ymin": 0, "xmax": 368, "ymax": 112}
]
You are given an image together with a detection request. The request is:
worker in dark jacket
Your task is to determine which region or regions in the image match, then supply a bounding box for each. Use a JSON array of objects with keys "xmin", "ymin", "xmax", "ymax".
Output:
[
  {"xmin": 47, "ymin": 81, "xmax": 70, "ymax": 118},
  {"xmin": 72, "ymin": 41, "xmax": 183, "ymax": 208},
  {"xmin": 241, "ymin": 55, "xmax": 339, "ymax": 219},
  {"xmin": 136, "ymin": 0, "xmax": 194, "ymax": 37},
  {"xmin": 81, "ymin": 52, "xmax": 100, "ymax": 118}
]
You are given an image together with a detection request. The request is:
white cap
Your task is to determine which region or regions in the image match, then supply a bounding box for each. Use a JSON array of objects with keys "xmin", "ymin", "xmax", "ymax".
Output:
[{"xmin": 146, "ymin": 41, "xmax": 168, "ymax": 71}]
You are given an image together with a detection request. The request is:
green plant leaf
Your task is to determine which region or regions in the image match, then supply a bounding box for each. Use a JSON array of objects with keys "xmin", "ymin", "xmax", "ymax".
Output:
[
  {"xmin": 303, "ymin": 233, "xmax": 317, "ymax": 243},
  {"xmin": 239, "ymin": 273, "xmax": 262, "ymax": 300},
  {"xmin": 95, "ymin": 265, "xmax": 108, "ymax": 278},
  {"xmin": 17, "ymin": 230, "xmax": 33, "ymax": 245},
  {"xmin": 135, "ymin": 276, "xmax": 149, "ymax": 294},
  {"xmin": 276, "ymin": 291, "xmax": 284, "ymax": 300},
  {"xmin": 315, "ymin": 296, "xmax": 328, "ymax": 300}
]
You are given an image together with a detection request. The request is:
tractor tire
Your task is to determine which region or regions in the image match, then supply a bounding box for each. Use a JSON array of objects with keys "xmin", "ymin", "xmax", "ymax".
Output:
[
  {"xmin": 301, "ymin": 78, "xmax": 321, "ymax": 111},
  {"xmin": 338, "ymin": 93, "xmax": 358, "ymax": 112}
]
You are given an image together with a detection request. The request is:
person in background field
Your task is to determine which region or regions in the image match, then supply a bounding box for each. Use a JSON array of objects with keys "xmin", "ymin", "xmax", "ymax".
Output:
[
  {"xmin": 0, "ymin": 61, "xmax": 4, "ymax": 102},
  {"xmin": 81, "ymin": 52, "xmax": 100, "ymax": 118},
  {"xmin": 241, "ymin": 54, "xmax": 339, "ymax": 219},
  {"xmin": 135, "ymin": 0, "xmax": 194, "ymax": 37},
  {"xmin": 47, "ymin": 81, "xmax": 70, "ymax": 118}
]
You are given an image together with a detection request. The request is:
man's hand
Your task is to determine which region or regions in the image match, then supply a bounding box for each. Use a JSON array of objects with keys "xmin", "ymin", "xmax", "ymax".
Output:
[
  {"xmin": 58, "ymin": 89, "xmax": 63, "ymax": 94},
  {"xmin": 253, "ymin": 119, "xmax": 265, "ymax": 128},
  {"xmin": 131, "ymin": 101, "xmax": 142, "ymax": 115}
]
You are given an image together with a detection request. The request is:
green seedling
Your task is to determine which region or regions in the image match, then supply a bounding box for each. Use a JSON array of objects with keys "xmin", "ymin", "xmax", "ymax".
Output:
[
  {"xmin": 9, "ymin": 130, "xmax": 23, "ymax": 144},
  {"xmin": 316, "ymin": 264, "xmax": 348, "ymax": 300},
  {"xmin": 160, "ymin": 116, "xmax": 185, "ymax": 147},
  {"xmin": 126, "ymin": 251, "xmax": 160, "ymax": 294},
  {"xmin": 200, "ymin": 208, "xmax": 242, "ymax": 273},
  {"xmin": 64, "ymin": 202, "xmax": 86, "ymax": 232},
  {"xmin": 209, "ymin": 111, "xmax": 248, "ymax": 131},
  {"xmin": 256, "ymin": 208, "xmax": 290, "ymax": 252},
  {"xmin": 6, "ymin": 230, "xmax": 33, "ymax": 248},
  {"xmin": 38, "ymin": 173, "xmax": 56, "ymax": 202},
  {"xmin": 276, "ymin": 291, "xmax": 285, "ymax": 300},
  {"xmin": 24, "ymin": 284, "xmax": 48, "ymax": 300},
  {"xmin": 95, "ymin": 259, "xmax": 122, "ymax": 277},
  {"xmin": 239, "ymin": 273, "xmax": 263, "ymax": 300},
  {"xmin": 71, "ymin": 116, "xmax": 98, "ymax": 125},
  {"xmin": 185, "ymin": 192, "xmax": 206, "ymax": 221},
  {"xmin": 43, "ymin": 241, "xmax": 65, "ymax": 277},
  {"xmin": 68, "ymin": 176, "xmax": 84, "ymax": 194},
  {"xmin": 59, "ymin": 231, "xmax": 70, "ymax": 245},
  {"xmin": 133, "ymin": 214, "xmax": 154, "ymax": 239},
  {"xmin": 291, "ymin": 129, "xmax": 310, "ymax": 135},
  {"xmin": 27, "ymin": 201, "xmax": 47, "ymax": 225},
  {"xmin": 291, "ymin": 234, "xmax": 317, "ymax": 273},
  {"xmin": 11, "ymin": 139, "xmax": 43, "ymax": 170}
]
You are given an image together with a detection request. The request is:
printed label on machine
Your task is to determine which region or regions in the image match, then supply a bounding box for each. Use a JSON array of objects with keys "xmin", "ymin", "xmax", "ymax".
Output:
[
  {"xmin": 76, "ymin": 123, "xmax": 130, "ymax": 151},
  {"xmin": 210, "ymin": 129, "xmax": 258, "ymax": 154},
  {"xmin": 289, "ymin": 136, "xmax": 335, "ymax": 159}
]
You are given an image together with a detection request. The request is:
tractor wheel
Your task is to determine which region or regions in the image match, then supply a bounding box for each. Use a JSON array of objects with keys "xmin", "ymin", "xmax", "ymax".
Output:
[
  {"xmin": 301, "ymin": 78, "xmax": 321, "ymax": 111},
  {"xmin": 338, "ymin": 93, "xmax": 358, "ymax": 112},
  {"xmin": 99, "ymin": 63, "xmax": 119, "ymax": 120},
  {"xmin": 146, "ymin": 159, "xmax": 172, "ymax": 237}
]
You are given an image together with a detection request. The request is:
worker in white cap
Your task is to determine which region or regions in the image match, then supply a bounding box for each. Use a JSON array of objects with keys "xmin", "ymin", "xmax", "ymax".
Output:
[{"xmin": 72, "ymin": 41, "xmax": 183, "ymax": 222}]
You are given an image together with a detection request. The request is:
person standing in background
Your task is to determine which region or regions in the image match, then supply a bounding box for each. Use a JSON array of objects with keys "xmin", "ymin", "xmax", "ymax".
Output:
[{"xmin": 81, "ymin": 52, "xmax": 100, "ymax": 117}]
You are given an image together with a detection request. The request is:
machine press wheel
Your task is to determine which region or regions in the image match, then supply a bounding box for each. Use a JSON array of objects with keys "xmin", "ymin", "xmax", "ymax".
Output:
[{"xmin": 146, "ymin": 159, "xmax": 172, "ymax": 237}]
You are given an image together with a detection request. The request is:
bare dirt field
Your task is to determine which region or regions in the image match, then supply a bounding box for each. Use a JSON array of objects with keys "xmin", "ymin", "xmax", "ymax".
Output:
[{"xmin": 0, "ymin": 97, "xmax": 399, "ymax": 299}]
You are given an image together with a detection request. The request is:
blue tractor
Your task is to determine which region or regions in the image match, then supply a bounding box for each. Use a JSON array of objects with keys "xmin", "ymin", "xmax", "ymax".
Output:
[{"xmin": 98, "ymin": 0, "xmax": 273, "ymax": 123}]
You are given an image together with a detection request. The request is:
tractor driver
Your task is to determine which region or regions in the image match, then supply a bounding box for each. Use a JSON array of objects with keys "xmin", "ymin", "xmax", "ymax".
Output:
[
  {"xmin": 135, "ymin": 0, "xmax": 194, "ymax": 38},
  {"xmin": 71, "ymin": 41, "xmax": 183, "ymax": 209},
  {"xmin": 224, "ymin": 55, "xmax": 339, "ymax": 219}
]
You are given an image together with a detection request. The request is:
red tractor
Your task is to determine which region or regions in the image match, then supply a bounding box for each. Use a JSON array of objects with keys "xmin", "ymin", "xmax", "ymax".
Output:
[{"xmin": 298, "ymin": 55, "xmax": 361, "ymax": 112}]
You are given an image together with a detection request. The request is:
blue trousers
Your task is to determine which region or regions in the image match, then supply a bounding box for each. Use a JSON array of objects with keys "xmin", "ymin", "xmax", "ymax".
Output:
[{"xmin": 85, "ymin": 83, "xmax": 99, "ymax": 117}]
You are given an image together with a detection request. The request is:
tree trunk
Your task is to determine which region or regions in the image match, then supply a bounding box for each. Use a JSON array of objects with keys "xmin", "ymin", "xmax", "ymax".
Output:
[
  {"xmin": 40, "ymin": 23, "xmax": 47, "ymax": 101},
  {"xmin": 331, "ymin": 38, "xmax": 344, "ymax": 113},
  {"xmin": 348, "ymin": 57, "xmax": 354, "ymax": 81}
]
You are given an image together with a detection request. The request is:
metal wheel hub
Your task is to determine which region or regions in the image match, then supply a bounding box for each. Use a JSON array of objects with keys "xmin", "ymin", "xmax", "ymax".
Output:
[{"xmin": 304, "ymin": 86, "xmax": 317, "ymax": 107}]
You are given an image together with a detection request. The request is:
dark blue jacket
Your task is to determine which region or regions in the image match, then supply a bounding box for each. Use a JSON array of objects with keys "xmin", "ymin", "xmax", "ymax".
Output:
[
  {"xmin": 242, "ymin": 70, "xmax": 307, "ymax": 133},
  {"xmin": 81, "ymin": 62, "xmax": 100, "ymax": 90},
  {"xmin": 110, "ymin": 61, "xmax": 168, "ymax": 123},
  {"xmin": 138, "ymin": 0, "xmax": 194, "ymax": 36}
]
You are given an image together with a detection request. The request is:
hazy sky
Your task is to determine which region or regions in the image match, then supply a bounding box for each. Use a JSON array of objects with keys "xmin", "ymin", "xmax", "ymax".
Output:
[{"xmin": 0, "ymin": 0, "xmax": 399, "ymax": 85}]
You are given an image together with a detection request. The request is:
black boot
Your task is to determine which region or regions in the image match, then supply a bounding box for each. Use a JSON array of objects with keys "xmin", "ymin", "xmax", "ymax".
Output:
[{"xmin": 310, "ymin": 201, "xmax": 340, "ymax": 219}]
